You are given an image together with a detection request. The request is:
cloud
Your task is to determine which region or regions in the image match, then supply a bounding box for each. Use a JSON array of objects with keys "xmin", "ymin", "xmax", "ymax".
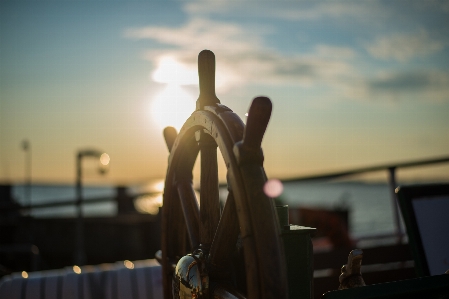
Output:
[
  {"xmin": 124, "ymin": 18, "xmax": 261, "ymax": 53},
  {"xmin": 315, "ymin": 45, "xmax": 356, "ymax": 60},
  {"xmin": 341, "ymin": 70, "xmax": 449, "ymax": 102},
  {"xmin": 367, "ymin": 70, "xmax": 449, "ymax": 101},
  {"xmin": 365, "ymin": 30, "xmax": 445, "ymax": 62},
  {"xmin": 124, "ymin": 3, "xmax": 449, "ymax": 104},
  {"xmin": 124, "ymin": 18, "xmax": 354, "ymax": 91},
  {"xmin": 184, "ymin": 2, "xmax": 383, "ymax": 22}
]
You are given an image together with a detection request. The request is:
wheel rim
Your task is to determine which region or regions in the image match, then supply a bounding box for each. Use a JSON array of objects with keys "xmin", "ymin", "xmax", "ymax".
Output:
[{"xmin": 161, "ymin": 51, "xmax": 288, "ymax": 299}]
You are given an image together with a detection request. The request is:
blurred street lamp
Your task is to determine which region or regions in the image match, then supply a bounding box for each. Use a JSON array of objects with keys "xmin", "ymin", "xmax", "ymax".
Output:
[
  {"xmin": 75, "ymin": 149, "xmax": 110, "ymax": 266},
  {"xmin": 21, "ymin": 140, "xmax": 32, "ymax": 210}
]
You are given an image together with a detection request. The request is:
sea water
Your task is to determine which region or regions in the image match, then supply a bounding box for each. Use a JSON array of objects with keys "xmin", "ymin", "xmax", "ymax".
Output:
[
  {"xmin": 11, "ymin": 181, "xmax": 399, "ymax": 238},
  {"xmin": 280, "ymin": 181, "xmax": 396, "ymax": 238},
  {"xmin": 12, "ymin": 184, "xmax": 116, "ymax": 218}
]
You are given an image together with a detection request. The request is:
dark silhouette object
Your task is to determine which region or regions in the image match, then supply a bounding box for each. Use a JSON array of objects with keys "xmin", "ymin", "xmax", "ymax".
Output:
[
  {"xmin": 161, "ymin": 50, "xmax": 288, "ymax": 299},
  {"xmin": 75, "ymin": 149, "xmax": 109, "ymax": 266},
  {"xmin": 338, "ymin": 249, "xmax": 366, "ymax": 290},
  {"xmin": 116, "ymin": 186, "xmax": 138, "ymax": 214},
  {"xmin": 290, "ymin": 207, "xmax": 354, "ymax": 249},
  {"xmin": 0, "ymin": 185, "xmax": 21, "ymax": 242}
]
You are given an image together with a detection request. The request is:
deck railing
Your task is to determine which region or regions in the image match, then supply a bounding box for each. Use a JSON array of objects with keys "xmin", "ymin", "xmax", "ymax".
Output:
[
  {"xmin": 8, "ymin": 155, "xmax": 448, "ymax": 245},
  {"xmin": 281, "ymin": 155, "xmax": 449, "ymax": 243},
  {"xmin": 1, "ymin": 155, "xmax": 448, "ymax": 275},
  {"xmin": 14, "ymin": 155, "xmax": 449, "ymax": 241}
]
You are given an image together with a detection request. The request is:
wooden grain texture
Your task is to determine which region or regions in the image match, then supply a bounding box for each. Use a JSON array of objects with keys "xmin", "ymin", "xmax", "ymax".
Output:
[
  {"xmin": 166, "ymin": 192, "xmax": 187, "ymax": 264},
  {"xmin": 199, "ymin": 133, "xmax": 221, "ymax": 249},
  {"xmin": 163, "ymin": 127, "xmax": 178, "ymax": 152},
  {"xmin": 161, "ymin": 50, "xmax": 288, "ymax": 299},
  {"xmin": 197, "ymin": 50, "xmax": 220, "ymax": 109},
  {"xmin": 242, "ymin": 97, "xmax": 272, "ymax": 152},
  {"xmin": 208, "ymin": 191, "xmax": 240, "ymax": 277},
  {"xmin": 176, "ymin": 180, "xmax": 200, "ymax": 251}
]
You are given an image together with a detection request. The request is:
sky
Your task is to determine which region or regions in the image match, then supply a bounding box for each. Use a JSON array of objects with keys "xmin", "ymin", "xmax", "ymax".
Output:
[{"xmin": 1, "ymin": 0, "xmax": 449, "ymax": 186}]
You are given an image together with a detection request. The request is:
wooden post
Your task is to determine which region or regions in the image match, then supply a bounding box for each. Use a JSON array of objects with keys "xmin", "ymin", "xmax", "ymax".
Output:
[{"xmin": 196, "ymin": 50, "xmax": 220, "ymax": 110}]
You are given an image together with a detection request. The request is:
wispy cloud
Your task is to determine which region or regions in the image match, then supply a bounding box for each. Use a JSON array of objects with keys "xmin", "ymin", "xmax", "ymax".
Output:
[
  {"xmin": 340, "ymin": 70, "xmax": 449, "ymax": 103},
  {"xmin": 366, "ymin": 70, "xmax": 449, "ymax": 102},
  {"xmin": 124, "ymin": 18, "xmax": 354, "ymax": 91},
  {"xmin": 124, "ymin": 2, "xmax": 449, "ymax": 103},
  {"xmin": 365, "ymin": 30, "xmax": 445, "ymax": 62},
  {"xmin": 125, "ymin": 18, "xmax": 260, "ymax": 53},
  {"xmin": 184, "ymin": 2, "xmax": 384, "ymax": 22}
]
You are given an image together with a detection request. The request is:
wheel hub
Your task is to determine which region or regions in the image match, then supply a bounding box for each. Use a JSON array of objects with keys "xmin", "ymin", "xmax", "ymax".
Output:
[{"xmin": 172, "ymin": 249, "xmax": 209, "ymax": 299}]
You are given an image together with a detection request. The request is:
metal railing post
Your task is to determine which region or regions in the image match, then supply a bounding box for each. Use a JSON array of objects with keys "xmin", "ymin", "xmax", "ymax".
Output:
[
  {"xmin": 75, "ymin": 153, "xmax": 86, "ymax": 266},
  {"xmin": 387, "ymin": 167, "xmax": 403, "ymax": 243}
]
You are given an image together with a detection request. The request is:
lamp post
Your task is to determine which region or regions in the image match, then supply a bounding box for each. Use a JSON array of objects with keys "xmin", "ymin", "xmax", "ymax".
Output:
[
  {"xmin": 75, "ymin": 149, "xmax": 110, "ymax": 266},
  {"xmin": 21, "ymin": 140, "xmax": 32, "ymax": 210}
]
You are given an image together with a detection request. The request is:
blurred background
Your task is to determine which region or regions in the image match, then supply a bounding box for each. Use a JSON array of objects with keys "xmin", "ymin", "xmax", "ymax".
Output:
[{"xmin": 1, "ymin": 0, "xmax": 448, "ymax": 277}]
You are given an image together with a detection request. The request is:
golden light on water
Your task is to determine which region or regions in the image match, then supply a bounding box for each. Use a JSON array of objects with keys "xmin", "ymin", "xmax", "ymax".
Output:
[
  {"xmin": 134, "ymin": 194, "xmax": 163, "ymax": 215},
  {"xmin": 124, "ymin": 260, "xmax": 134, "ymax": 269},
  {"xmin": 73, "ymin": 265, "xmax": 82, "ymax": 274},
  {"xmin": 152, "ymin": 180, "xmax": 165, "ymax": 192},
  {"xmin": 100, "ymin": 153, "xmax": 110, "ymax": 166},
  {"xmin": 133, "ymin": 180, "xmax": 201, "ymax": 214},
  {"xmin": 134, "ymin": 180, "xmax": 163, "ymax": 215},
  {"xmin": 21, "ymin": 271, "xmax": 28, "ymax": 279}
]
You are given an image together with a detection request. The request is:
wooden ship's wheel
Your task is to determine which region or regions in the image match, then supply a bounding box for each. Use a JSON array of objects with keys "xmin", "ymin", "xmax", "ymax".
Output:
[{"xmin": 160, "ymin": 50, "xmax": 288, "ymax": 299}]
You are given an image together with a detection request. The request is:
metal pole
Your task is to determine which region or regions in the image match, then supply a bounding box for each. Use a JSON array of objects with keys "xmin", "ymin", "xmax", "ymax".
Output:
[
  {"xmin": 75, "ymin": 153, "xmax": 86, "ymax": 265},
  {"xmin": 22, "ymin": 140, "xmax": 32, "ymax": 210},
  {"xmin": 387, "ymin": 167, "xmax": 403, "ymax": 243}
]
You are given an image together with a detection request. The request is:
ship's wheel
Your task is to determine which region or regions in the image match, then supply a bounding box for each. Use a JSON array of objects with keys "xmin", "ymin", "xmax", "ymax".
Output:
[{"xmin": 160, "ymin": 50, "xmax": 288, "ymax": 299}]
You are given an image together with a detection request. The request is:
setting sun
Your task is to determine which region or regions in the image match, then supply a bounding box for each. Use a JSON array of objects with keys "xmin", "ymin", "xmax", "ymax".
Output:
[
  {"xmin": 150, "ymin": 56, "xmax": 197, "ymax": 130},
  {"xmin": 152, "ymin": 56, "xmax": 197, "ymax": 85},
  {"xmin": 150, "ymin": 84, "xmax": 195, "ymax": 131}
]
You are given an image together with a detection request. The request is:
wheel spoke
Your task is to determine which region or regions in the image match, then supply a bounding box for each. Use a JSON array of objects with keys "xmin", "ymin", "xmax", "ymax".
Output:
[
  {"xmin": 176, "ymin": 179, "xmax": 200, "ymax": 250},
  {"xmin": 198, "ymin": 133, "xmax": 221, "ymax": 249},
  {"xmin": 162, "ymin": 188, "xmax": 188, "ymax": 299},
  {"xmin": 166, "ymin": 191, "xmax": 188, "ymax": 259},
  {"xmin": 209, "ymin": 191, "xmax": 240, "ymax": 276}
]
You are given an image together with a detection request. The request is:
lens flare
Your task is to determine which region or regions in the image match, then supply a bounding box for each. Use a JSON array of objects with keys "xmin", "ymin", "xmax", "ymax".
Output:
[
  {"xmin": 73, "ymin": 265, "xmax": 82, "ymax": 274},
  {"xmin": 124, "ymin": 260, "xmax": 134, "ymax": 269},
  {"xmin": 263, "ymin": 179, "xmax": 284, "ymax": 198}
]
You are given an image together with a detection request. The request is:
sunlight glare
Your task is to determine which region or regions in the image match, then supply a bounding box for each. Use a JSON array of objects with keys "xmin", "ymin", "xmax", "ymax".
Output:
[
  {"xmin": 152, "ymin": 56, "xmax": 197, "ymax": 85},
  {"xmin": 151, "ymin": 55, "xmax": 229, "ymax": 89},
  {"xmin": 151, "ymin": 84, "xmax": 195, "ymax": 131}
]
